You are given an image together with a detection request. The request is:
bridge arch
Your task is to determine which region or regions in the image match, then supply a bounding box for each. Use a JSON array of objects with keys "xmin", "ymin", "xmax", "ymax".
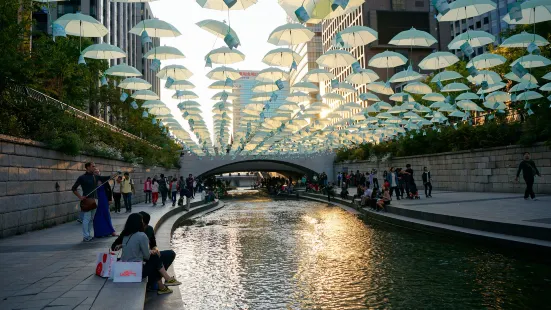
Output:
[{"xmin": 197, "ymin": 159, "xmax": 318, "ymax": 179}]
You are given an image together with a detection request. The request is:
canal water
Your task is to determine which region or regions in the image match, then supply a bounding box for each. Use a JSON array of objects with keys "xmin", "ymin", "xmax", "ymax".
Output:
[{"xmin": 171, "ymin": 196, "xmax": 551, "ymax": 309}]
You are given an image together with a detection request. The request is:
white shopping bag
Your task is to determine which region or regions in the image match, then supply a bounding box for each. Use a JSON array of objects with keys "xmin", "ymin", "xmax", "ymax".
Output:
[
  {"xmin": 112, "ymin": 262, "xmax": 143, "ymax": 283},
  {"xmin": 95, "ymin": 252, "xmax": 117, "ymax": 278}
]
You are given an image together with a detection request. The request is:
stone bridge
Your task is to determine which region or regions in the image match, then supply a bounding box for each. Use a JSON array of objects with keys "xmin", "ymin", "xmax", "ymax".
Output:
[{"xmin": 180, "ymin": 154, "xmax": 336, "ymax": 181}]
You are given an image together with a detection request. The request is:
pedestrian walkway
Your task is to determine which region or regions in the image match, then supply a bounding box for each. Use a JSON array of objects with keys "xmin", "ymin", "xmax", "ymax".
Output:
[{"xmin": 0, "ymin": 197, "xmax": 202, "ymax": 310}]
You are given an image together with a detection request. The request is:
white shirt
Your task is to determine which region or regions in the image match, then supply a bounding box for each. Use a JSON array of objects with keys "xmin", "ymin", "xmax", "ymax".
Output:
[
  {"xmin": 112, "ymin": 181, "xmax": 122, "ymax": 194},
  {"xmin": 390, "ymin": 172, "xmax": 397, "ymax": 187},
  {"xmin": 151, "ymin": 183, "xmax": 159, "ymax": 193},
  {"xmin": 364, "ymin": 188, "xmax": 373, "ymax": 197}
]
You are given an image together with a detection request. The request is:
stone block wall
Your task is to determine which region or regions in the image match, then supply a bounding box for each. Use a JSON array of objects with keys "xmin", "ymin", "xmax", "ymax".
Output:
[
  {"xmin": 334, "ymin": 143, "xmax": 551, "ymax": 194},
  {"xmin": 0, "ymin": 135, "xmax": 180, "ymax": 238}
]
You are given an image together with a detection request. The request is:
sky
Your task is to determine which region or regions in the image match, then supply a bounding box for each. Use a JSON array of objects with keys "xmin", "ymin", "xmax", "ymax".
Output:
[{"xmin": 149, "ymin": 0, "xmax": 288, "ymax": 143}]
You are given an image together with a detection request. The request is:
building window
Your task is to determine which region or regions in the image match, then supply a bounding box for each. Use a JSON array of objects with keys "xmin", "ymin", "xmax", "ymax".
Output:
[
  {"xmin": 483, "ymin": 17, "xmax": 489, "ymax": 24},
  {"xmin": 415, "ymin": 0, "xmax": 424, "ymax": 7},
  {"xmin": 476, "ymin": 21, "xmax": 481, "ymax": 28},
  {"xmin": 392, "ymin": 0, "xmax": 406, "ymax": 10}
]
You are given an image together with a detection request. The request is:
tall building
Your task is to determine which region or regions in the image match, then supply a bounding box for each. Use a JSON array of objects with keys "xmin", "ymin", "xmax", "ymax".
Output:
[
  {"xmin": 32, "ymin": 1, "xmax": 160, "ymax": 95},
  {"xmin": 448, "ymin": 0, "xmax": 517, "ymax": 57},
  {"xmin": 321, "ymin": 0, "xmax": 451, "ymax": 107}
]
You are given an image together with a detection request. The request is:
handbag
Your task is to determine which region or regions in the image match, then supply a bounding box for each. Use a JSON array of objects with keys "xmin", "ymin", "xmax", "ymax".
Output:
[
  {"xmin": 80, "ymin": 198, "xmax": 97, "ymax": 212},
  {"xmin": 95, "ymin": 249, "xmax": 117, "ymax": 278}
]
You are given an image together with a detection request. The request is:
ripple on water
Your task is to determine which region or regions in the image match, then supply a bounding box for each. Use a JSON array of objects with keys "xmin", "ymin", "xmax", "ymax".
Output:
[{"xmin": 171, "ymin": 199, "xmax": 551, "ymax": 310}]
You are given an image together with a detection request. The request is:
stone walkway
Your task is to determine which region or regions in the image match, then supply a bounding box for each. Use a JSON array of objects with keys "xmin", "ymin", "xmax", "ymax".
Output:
[{"xmin": 0, "ymin": 197, "xmax": 201, "ymax": 310}]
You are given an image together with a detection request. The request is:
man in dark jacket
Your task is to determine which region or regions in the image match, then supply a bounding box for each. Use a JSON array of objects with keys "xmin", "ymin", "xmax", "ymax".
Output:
[
  {"xmin": 515, "ymin": 152, "xmax": 541, "ymax": 200},
  {"xmin": 422, "ymin": 167, "xmax": 432, "ymax": 198},
  {"xmin": 158, "ymin": 174, "xmax": 169, "ymax": 206}
]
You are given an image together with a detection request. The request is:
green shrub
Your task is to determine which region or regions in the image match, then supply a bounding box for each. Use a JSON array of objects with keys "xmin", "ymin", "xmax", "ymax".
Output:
[{"xmin": 50, "ymin": 132, "xmax": 83, "ymax": 156}]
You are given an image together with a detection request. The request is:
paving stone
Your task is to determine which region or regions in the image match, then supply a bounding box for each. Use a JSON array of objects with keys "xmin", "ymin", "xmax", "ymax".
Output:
[
  {"xmin": 49, "ymin": 297, "xmax": 87, "ymax": 307},
  {"xmin": 61, "ymin": 290, "xmax": 100, "ymax": 299}
]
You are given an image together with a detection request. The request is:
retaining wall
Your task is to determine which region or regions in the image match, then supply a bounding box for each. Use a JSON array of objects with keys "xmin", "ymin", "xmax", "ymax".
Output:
[
  {"xmin": 0, "ymin": 134, "xmax": 180, "ymax": 238},
  {"xmin": 334, "ymin": 143, "xmax": 551, "ymax": 194}
]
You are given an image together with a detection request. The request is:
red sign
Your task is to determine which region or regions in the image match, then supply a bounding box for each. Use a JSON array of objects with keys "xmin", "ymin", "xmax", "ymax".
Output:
[{"xmin": 239, "ymin": 71, "xmax": 258, "ymax": 77}]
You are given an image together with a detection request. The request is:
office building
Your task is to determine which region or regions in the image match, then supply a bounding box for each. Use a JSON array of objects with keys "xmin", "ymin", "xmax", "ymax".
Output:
[{"xmin": 321, "ymin": 0, "xmax": 451, "ymax": 108}]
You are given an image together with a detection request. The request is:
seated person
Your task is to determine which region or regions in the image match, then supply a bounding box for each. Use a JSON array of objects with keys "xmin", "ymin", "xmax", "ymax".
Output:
[
  {"xmin": 340, "ymin": 186, "xmax": 349, "ymax": 199},
  {"xmin": 377, "ymin": 186, "xmax": 391, "ymax": 212},
  {"xmin": 361, "ymin": 187, "xmax": 373, "ymax": 206},
  {"xmin": 112, "ymin": 213, "xmax": 180, "ymax": 295},
  {"xmin": 409, "ymin": 182, "xmax": 420, "ymax": 199},
  {"xmin": 352, "ymin": 185, "xmax": 364, "ymax": 203}
]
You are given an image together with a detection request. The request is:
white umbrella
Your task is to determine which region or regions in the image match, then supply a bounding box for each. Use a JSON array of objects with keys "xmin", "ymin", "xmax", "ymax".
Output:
[
  {"xmin": 132, "ymin": 90, "xmax": 159, "ymax": 100},
  {"xmin": 173, "ymin": 90, "xmax": 199, "ymax": 100},
  {"xmin": 457, "ymin": 100, "xmax": 483, "ymax": 112},
  {"xmin": 268, "ymin": 23, "xmax": 314, "ymax": 46},
  {"xmin": 483, "ymin": 101, "xmax": 507, "ymax": 110},
  {"xmin": 366, "ymin": 81, "xmax": 394, "ymax": 95},
  {"xmin": 500, "ymin": 31, "xmax": 549, "ymax": 48},
  {"xmin": 437, "ymin": 0, "xmax": 497, "ymax": 22},
  {"xmin": 209, "ymin": 80, "xmax": 234, "ymax": 90},
  {"xmin": 143, "ymin": 46, "xmax": 185, "ymax": 60},
  {"xmin": 469, "ymin": 70, "xmax": 502, "ymax": 85},
  {"xmin": 431, "ymin": 70, "xmax": 463, "ymax": 82},
  {"xmin": 448, "ymin": 30, "xmax": 495, "ymax": 49},
  {"xmin": 337, "ymin": 25, "xmax": 378, "ymax": 48},
  {"xmin": 278, "ymin": 0, "xmax": 364, "ymax": 24},
  {"xmin": 540, "ymin": 82, "xmax": 551, "ymax": 92},
  {"xmin": 359, "ymin": 92, "xmax": 380, "ymax": 102},
  {"xmin": 511, "ymin": 54, "xmax": 551, "ymax": 68},
  {"xmin": 502, "ymin": 0, "xmax": 551, "ymax": 25},
  {"xmin": 422, "ymin": 93, "xmax": 445, "ymax": 102},
  {"xmin": 368, "ymin": 51, "xmax": 407, "ymax": 68},
  {"xmin": 178, "ymin": 101, "xmax": 201, "ymax": 108},
  {"xmin": 322, "ymin": 93, "xmax": 345, "ymax": 103},
  {"xmin": 206, "ymin": 66, "xmax": 241, "ymax": 81},
  {"xmin": 485, "ymin": 91, "xmax": 511, "ymax": 103},
  {"xmin": 256, "ymin": 67, "xmax": 289, "ymax": 82},
  {"xmin": 142, "ymin": 100, "xmax": 165, "ymax": 108},
  {"xmin": 333, "ymin": 82, "xmax": 357, "ymax": 94},
  {"xmin": 157, "ymin": 65, "xmax": 193, "ymax": 80},
  {"xmin": 252, "ymin": 82, "xmax": 279, "ymax": 93},
  {"xmin": 54, "ymin": 12, "xmax": 108, "ymax": 38},
  {"xmin": 505, "ymin": 72, "xmax": 538, "ymax": 84},
  {"xmin": 149, "ymin": 106, "xmax": 172, "ymax": 115},
  {"xmin": 207, "ymin": 47, "xmax": 245, "ymax": 64},
  {"xmin": 467, "ymin": 53, "xmax": 506, "ymax": 69},
  {"xmin": 166, "ymin": 80, "xmax": 195, "ymax": 90},
  {"xmin": 196, "ymin": 0, "xmax": 257, "ymax": 10},
  {"xmin": 404, "ymin": 82, "xmax": 432, "ymax": 95},
  {"xmin": 390, "ymin": 69, "xmax": 423, "ymax": 83},
  {"xmin": 316, "ymin": 50, "xmax": 357, "ymax": 68},
  {"xmin": 119, "ymin": 77, "xmax": 151, "ymax": 90},
  {"xmin": 516, "ymin": 90, "xmax": 543, "ymax": 101},
  {"xmin": 477, "ymin": 82, "xmax": 506, "ymax": 94},
  {"xmin": 262, "ymin": 48, "xmax": 301, "ymax": 67},
  {"xmin": 130, "ymin": 19, "xmax": 181, "ymax": 38},
  {"xmin": 419, "ymin": 52, "xmax": 459, "ymax": 70},
  {"xmin": 196, "ymin": 19, "xmax": 240, "ymax": 42},
  {"xmin": 286, "ymin": 92, "xmax": 310, "ymax": 103},
  {"xmin": 304, "ymin": 68, "xmax": 335, "ymax": 82},
  {"xmin": 389, "ymin": 27, "xmax": 437, "ymax": 47},
  {"xmin": 456, "ymin": 92, "xmax": 480, "ymax": 100},
  {"xmin": 441, "ymin": 82, "xmax": 469, "ymax": 92},
  {"xmin": 345, "ymin": 69, "xmax": 379, "ymax": 84},
  {"xmin": 81, "ymin": 43, "xmax": 125, "ymax": 59},
  {"xmin": 291, "ymin": 81, "xmax": 318, "ymax": 93},
  {"xmin": 104, "ymin": 63, "xmax": 142, "ymax": 77}
]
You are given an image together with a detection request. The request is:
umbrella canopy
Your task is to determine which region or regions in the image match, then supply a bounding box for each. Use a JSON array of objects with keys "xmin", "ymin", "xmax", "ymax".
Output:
[
  {"xmin": 196, "ymin": 19, "xmax": 240, "ymax": 42},
  {"xmin": 441, "ymin": 82, "xmax": 470, "ymax": 92},
  {"xmin": 511, "ymin": 54, "xmax": 551, "ymax": 68},
  {"xmin": 119, "ymin": 77, "xmax": 152, "ymax": 90},
  {"xmin": 483, "ymin": 101, "xmax": 507, "ymax": 110},
  {"xmin": 500, "ymin": 31, "xmax": 549, "ymax": 47},
  {"xmin": 143, "ymin": 46, "xmax": 185, "ymax": 60},
  {"xmin": 467, "ymin": 53, "xmax": 506, "ymax": 69},
  {"xmin": 142, "ymin": 100, "xmax": 165, "ymax": 108},
  {"xmin": 149, "ymin": 106, "xmax": 172, "ymax": 115},
  {"xmin": 130, "ymin": 19, "xmax": 181, "ymax": 37},
  {"xmin": 278, "ymin": 0, "xmax": 364, "ymax": 24},
  {"xmin": 502, "ymin": 0, "xmax": 551, "ymax": 25},
  {"xmin": 431, "ymin": 70, "xmax": 463, "ymax": 82},
  {"xmin": 209, "ymin": 80, "xmax": 234, "ymax": 90},
  {"xmin": 422, "ymin": 93, "xmax": 445, "ymax": 102},
  {"xmin": 337, "ymin": 25, "xmax": 378, "ymax": 48},
  {"xmin": 278, "ymin": 101, "xmax": 301, "ymax": 111},
  {"xmin": 304, "ymin": 68, "xmax": 335, "ymax": 82},
  {"xmin": 358, "ymin": 92, "xmax": 380, "ymax": 102},
  {"xmin": 333, "ymin": 82, "xmax": 357, "ymax": 94},
  {"xmin": 322, "ymin": 93, "xmax": 345, "ymax": 103},
  {"xmin": 478, "ymin": 82, "xmax": 507, "ymax": 94},
  {"xmin": 256, "ymin": 67, "xmax": 289, "ymax": 82},
  {"xmin": 291, "ymin": 81, "xmax": 318, "ymax": 92},
  {"xmin": 268, "ymin": 23, "xmax": 314, "ymax": 46},
  {"xmin": 178, "ymin": 101, "xmax": 201, "ymax": 108},
  {"xmin": 368, "ymin": 50, "xmax": 407, "ymax": 68},
  {"xmin": 404, "ymin": 81, "xmax": 432, "ymax": 94},
  {"xmin": 252, "ymin": 82, "xmax": 279, "ymax": 92},
  {"xmin": 448, "ymin": 30, "xmax": 495, "ymax": 49},
  {"xmin": 346, "ymin": 69, "xmax": 379, "ymax": 84},
  {"xmin": 286, "ymin": 92, "xmax": 310, "ymax": 103},
  {"xmin": 157, "ymin": 64, "xmax": 193, "ymax": 80},
  {"xmin": 419, "ymin": 52, "xmax": 459, "ymax": 70},
  {"xmin": 166, "ymin": 80, "xmax": 195, "ymax": 90},
  {"xmin": 366, "ymin": 81, "xmax": 394, "ymax": 95},
  {"xmin": 54, "ymin": 13, "xmax": 108, "ymax": 37},
  {"xmin": 517, "ymin": 90, "xmax": 544, "ymax": 101},
  {"xmin": 390, "ymin": 69, "xmax": 423, "ymax": 83},
  {"xmin": 484, "ymin": 91, "xmax": 511, "ymax": 103},
  {"xmin": 505, "ymin": 72, "xmax": 538, "ymax": 83},
  {"xmin": 540, "ymin": 82, "xmax": 551, "ymax": 91},
  {"xmin": 131, "ymin": 90, "xmax": 159, "ymax": 100},
  {"xmin": 207, "ymin": 47, "xmax": 245, "ymax": 64},
  {"xmin": 456, "ymin": 92, "xmax": 480, "ymax": 100},
  {"xmin": 316, "ymin": 50, "xmax": 357, "ymax": 68},
  {"xmin": 196, "ymin": 0, "xmax": 257, "ymax": 10},
  {"xmin": 457, "ymin": 100, "xmax": 484, "ymax": 112},
  {"xmin": 206, "ymin": 66, "xmax": 241, "ymax": 80},
  {"xmin": 437, "ymin": 0, "xmax": 497, "ymax": 22},
  {"xmin": 469, "ymin": 70, "xmax": 502, "ymax": 85},
  {"xmin": 104, "ymin": 63, "xmax": 141, "ymax": 77},
  {"xmin": 81, "ymin": 43, "xmax": 125, "ymax": 59},
  {"xmin": 173, "ymin": 90, "xmax": 199, "ymax": 100},
  {"xmin": 262, "ymin": 48, "xmax": 302, "ymax": 67},
  {"xmin": 389, "ymin": 27, "xmax": 437, "ymax": 47}
]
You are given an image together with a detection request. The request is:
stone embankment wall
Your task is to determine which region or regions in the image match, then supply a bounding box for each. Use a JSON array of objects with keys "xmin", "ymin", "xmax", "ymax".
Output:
[
  {"xmin": 0, "ymin": 135, "xmax": 180, "ymax": 238},
  {"xmin": 334, "ymin": 143, "xmax": 551, "ymax": 194}
]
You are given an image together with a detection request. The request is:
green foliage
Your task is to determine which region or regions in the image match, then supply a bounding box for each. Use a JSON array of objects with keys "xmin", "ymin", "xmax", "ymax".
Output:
[{"xmin": 50, "ymin": 132, "xmax": 83, "ymax": 156}]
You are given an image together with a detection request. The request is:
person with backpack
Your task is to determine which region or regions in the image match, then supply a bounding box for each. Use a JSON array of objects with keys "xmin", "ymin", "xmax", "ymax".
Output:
[{"xmin": 158, "ymin": 174, "xmax": 169, "ymax": 206}]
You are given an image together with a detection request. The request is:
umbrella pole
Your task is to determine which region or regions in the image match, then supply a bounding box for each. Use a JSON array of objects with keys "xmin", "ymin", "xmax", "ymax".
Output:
[{"xmin": 79, "ymin": 21, "xmax": 82, "ymax": 52}]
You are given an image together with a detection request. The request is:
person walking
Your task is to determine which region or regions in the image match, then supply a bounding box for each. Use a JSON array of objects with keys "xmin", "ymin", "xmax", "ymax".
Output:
[
  {"xmin": 337, "ymin": 172, "xmax": 342, "ymax": 187},
  {"xmin": 144, "ymin": 177, "xmax": 152, "ymax": 204},
  {"xmin": 151, "ymin": 178, "xmax": 159, "ymax": 206},
  {"xmin": 186, "ymin": 174, "xmax": 195, "ymax": 199},
  {"xmin": 158, "ymin": 174, "xmax": 169, "ymax": 206},
  {"xmin": 422, "ymin": 167, "xmax": 433, "ymax": 198},
  {"xmin": 121, "ymin": 172, "xmax": 135, "ymax": 213},
  {"xmin": 93, "ymin": 169, "xmax": 117, "ymax": 238},
  {"xmin": 516, "ymin": 152, "xmax": 541, "ymax": 200},
  {"xmin": 112, "ymin": 175, "xmax": 122, "ymax": 213},
  {"xmin": 71, "ymin": 162, "xmax": 116, "ymax": 242},
  {"xmin": 385, "ymin": 167, "xmax": 400, "ymax": 200},
  {"xmin": 169, "ymin": 178, "xmax": 178, "ymax": 207}
]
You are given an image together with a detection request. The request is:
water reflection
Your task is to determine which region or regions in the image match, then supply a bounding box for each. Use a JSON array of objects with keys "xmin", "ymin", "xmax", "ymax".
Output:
[{"xmin": 171, "ymin": 197, "xmax": 551, "ymax": 310}]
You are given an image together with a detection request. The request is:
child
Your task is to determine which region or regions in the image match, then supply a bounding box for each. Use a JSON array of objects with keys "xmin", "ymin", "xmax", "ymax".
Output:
[
  {"xmin": 151, "ymin": 179, "xmax": 159, "ymax": 206},
  {"xmin": 377, "ymin": 186, "xmax": 391, "ymax": 212},
  {"xmin": 408, "ymin": 182, "xmax": 421, "ymax": 199}
]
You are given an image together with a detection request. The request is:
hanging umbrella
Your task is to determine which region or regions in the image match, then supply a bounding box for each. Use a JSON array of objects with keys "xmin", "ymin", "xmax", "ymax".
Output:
[
  {"xmin": 540, "ymin": 82, "xmax": 551, "ymax": 91},
  {"xmin": 104, "ymin": 63, "xmax": 142, "ymax": 77},
  {"xmin": 251, "ymin": 92, "xmax": 272, "ymax": 101},
  {"xmin": 180, "ymin": 107, "xmax": 203, "ymax": 115},
  {"xmin": 322, "ymin": 93, "xmax": 345, "ymax": 103},
  {"xmin": 335, "ymin": 25, "xmax": 377, "ymax": 48},
  {"xmin": 477, "ymin": 82, "xmax": 506, "ymax": 94},
  {"xmin": 511, "ymin": 54, "xmax": 551, "ymax": 68},
  {"xmin": 333, "ymin": 82, "xmax": 357, "ymax": 94},
  {"xmin": 543, "ymin": 72, "xmax": 551, "ymax": 80},
  {"xmin": 389, "ymin": 27, "xmax": 437, "ymax": 47},
  {"xmin": 131, "ymin": 90, "xmax": 159, "ymax": 100},
  {"xmin": 389, "ymin": 92, "xmax": 412, "ymax": 102},
  {"xmin": 149, "ymin": 106, "xmax": 172, "ymax": 116},
  {"xmin": 81, "ymin": 43, "xmax": 126, "ymax": 59},
  {"xmin": 390, "ymin": 69, "xmax": 423, "ymax": 83},
  {"xmin": 437, "ymin": 0, "xmax": 497, "ymax": 22},
  {"xmin": 287, "ymin": 92, "xmax": 310, "ymax": 103},
  {"xmin": 404, "ymin": 81, "xmax": 432, "ymax": 94},
  {"xmin": 504, "ymin": 72, "xmax": 538, "ymax": 84},
  {"xmin": 166, "ymin": 80, "xmax": 195, "ymax": 90},
  {"xmin": 206, "ymin": 66, "xmax": 241, "ymax": 80},
  {"xmin": 304, "ymin": 68, "xmax": 335, "ymax": 82},
  {"xmin": 368, "ymin": 51, "xmax": 407, "ymax": 68},
  {"xmin": 448, "ymin": 30, "xmax": 495, "ymax": 49},
  {"xmin": 209, "ymin": 80, "xmax": 234, "ymax": 90},
  {"xmin": 278, "ymin": 0, "xmax": 364, "ymax": 24},
  {"xmin": 196, "ymin": 19, "xmax": 240, "ymax": 42},
  {"xmin": 142, "ymin": 100, "xmax": 165, "ymax": 108},
  {"xmin": 456, "ymin": 92, "xmax": 480, "ymax": 100},
  {"xmin": 366, "ymin": 81, "xmax": 394, "ymax": 95},
  {"xmin": 469, "ymin": 70, "xmax": 502, "ymax": 85},
  {"xmin": 119, "ymin": 77, "xmax": 152, "ymax": 90},
  {"xmin": 130, "ymin": 19, "xmax": 181, "ymax": 37},
  {"xmin": 457, "ymin": 100, "xmax": 484, "ymax": 112},
  {"xmin": 316, "ymin": 50, "xmax": 357, "ymax": 68},
  {"xmin": 422, "ymin": 93, "xmax": 445, "ymax": 102},
  {"xmin": 278, "ymin": 101, "xmax": 301, "ymax": 111},
  {"xmin": 207, "ymin": 47, "xmax": 245, "ymax": 64},
  {"xmin": 262, "ymin": 48, "xmax": 302, "ymax": 67},
  {"xmin": 441, "ymin": 82, "xmax": 469, "ymax": 92},
  {"xmin": 196, "ymin": 0, "xmax": 257, "ymax": 10},
  {"xmin": 502, "ymin": 0, "xmax": 551, "ymax": 25},
  {"xmin": 485, "ymin": 91, "xmax": 511, "ymax": 103},
  {"xmin": 483, "ymin": 101, "xmax": 507, "ymax": 110},
  {"xmin": 419, "ymin": 52, "xmax": 459, "ymax": 70},
  {"xmin": 517, "ymin": 90, "xmax": 544, "ymax": 101},
  {"xmin": 449, "ymin": 110, "xmax": 467, "ymax": 118},
  {"xmin": 143, "ymin": 46, "xmax": 185, "ymax": 60},
  {"xmin": 500, "ymin": 31, "xmax": 549, "ymax": 47},
  {"xmin": 157, "ymin": 64, "xmax": 193, "ymax": 80},
  {"xmin": 173, "ymin": 90, "xmax": 199, "ymax": 100},
  {"xmin": 252, "ymin": 82, "xmax": 279, "ymax": 92},
  {"xmin": 358, "ymin": 92, "xmax": 380, "ymax": 102},
  {"xmin": 437, "ymin": 103, "xmax": 455, "ymax": 112},
  {"xmin": 291, "ymin": 81, "xmax": 318, "ymax": 92},
  {"xmin": 431, "ymin": 70, "xmax": 463, "ymax": 82},
  {"xmin": 54, "ymin": 12, "xmax": 108, "ymax": 52},
  {"xmin": 345, "ymin": 69, "xmax": 379, "ymax": 84},
  {"xmin": 178, "ymin": 101, "xmax": 201, "ymax": 108},
  {"xmin": 467, "ymin": 53, "xmax": 506, "ymax": 69},
  {"xmin": 256, "ymin": 67, "xmax": 289, "ymax": 82},
  {"xmin": 268, "ymin": 23, "xmax": 314, "ymax": 46}
]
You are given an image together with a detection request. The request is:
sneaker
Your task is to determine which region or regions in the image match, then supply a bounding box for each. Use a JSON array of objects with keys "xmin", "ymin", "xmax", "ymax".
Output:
[
  {"xmin": 77, "ymin": 219, "xmax": 83, "ymax": 224},
  {"xmin": 83, "ymin": 237, "xmax": 93, "ymax": 242},
  {"xmin": 165, "ymin": 278, "xmax": 181, "ymax": 286},
  {"xmin": 157, "ymin": 287, "xmax": 173, "ymax": 295},
  {"xmin": 147, "ymin": 283, "xmax": 159, "ymax": 292}
]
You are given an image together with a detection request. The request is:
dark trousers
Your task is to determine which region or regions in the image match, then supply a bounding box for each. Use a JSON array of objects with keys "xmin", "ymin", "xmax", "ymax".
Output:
[
  {"xmin": 525, "ymin": 178, "xmax": 535, "ymax": 199},
  {"xmin": 187, "ymin": 187, "xmax": 194, "ymax": 198},
  {"xmin": 372, "ymin": 178, "xmax": 379, "ymax": 190},
  {"xmin": 113, "ymin": 193, "xmax": 122, "ymax": 212},
  {"xmin": 122, "ymin": 193, "xmax": 132, "ymax": 211},
  {"xmin": 145, "ymin": 250, "xmax": 176, "ymax": 287},
  {"xmin": 144, "ymin": 191, "xmax": 152, "ymax": 203},
  {"xmin": 161, "ymin": 190, "xmax": 168, "ymax": 204},
  {"xmin": 390, "ymin": 187, "xmax": 400, "ymax": 200},
  {"xmin": 171, "ymin": 192, "xmax": 177, "ymax": 204},
  {"xmin": 424, "ymin": 182, "xmax": 433, "ymax": 197}
]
